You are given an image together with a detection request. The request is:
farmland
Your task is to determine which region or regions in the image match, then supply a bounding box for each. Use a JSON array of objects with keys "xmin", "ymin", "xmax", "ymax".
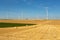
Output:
[
  {"xmin": 0, "ymin": 20, "xmax": 60, "ymax": 40},
  {"xmin": 0, "ymin": 22, "xmax": 35, "ymax": 28}
]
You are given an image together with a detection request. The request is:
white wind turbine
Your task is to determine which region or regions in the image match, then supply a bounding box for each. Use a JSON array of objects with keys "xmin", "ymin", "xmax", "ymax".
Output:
[{"xmin": 45, "ymin": 7, "xmax": 48, "ymax": 20}]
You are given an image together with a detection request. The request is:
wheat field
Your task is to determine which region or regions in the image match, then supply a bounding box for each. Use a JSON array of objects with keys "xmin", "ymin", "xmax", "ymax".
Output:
[{"xmin": 0, "ymin": 20, "xmax": 60, "ymax": 40}]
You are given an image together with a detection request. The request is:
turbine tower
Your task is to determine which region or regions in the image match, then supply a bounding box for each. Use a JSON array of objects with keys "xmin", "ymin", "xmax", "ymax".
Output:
[
  {"xmin": 21, "ymin": 10, "xmax": 23, "ymax": 20},
  {"xmin": 46, "ymin": 7, "xmax": 48, "ymax": 20}
]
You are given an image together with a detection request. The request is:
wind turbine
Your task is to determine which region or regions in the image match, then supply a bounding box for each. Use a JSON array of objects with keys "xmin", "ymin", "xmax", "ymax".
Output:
[
  {"xmin": 21, "ymin": 9, "xmax": 24, "ymax": 20},
  {"xmin": 45, "ymin": 7, "xmax": 48, "ymax": 20},
  {"xmin": 7, "ymin": 10, "xmax": 9, "ymax": 19}
]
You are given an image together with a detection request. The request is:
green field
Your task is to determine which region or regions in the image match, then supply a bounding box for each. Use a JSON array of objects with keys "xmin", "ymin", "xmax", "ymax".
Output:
[{"xmin": 0, "ymin": 22, "xmax": 36, "ymax": 28}]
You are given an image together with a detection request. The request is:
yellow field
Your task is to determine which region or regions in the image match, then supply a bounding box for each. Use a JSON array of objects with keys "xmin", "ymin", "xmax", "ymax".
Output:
[{"xmin": 0, "ymin": 20, "xmax": 60, "ymax": 40}]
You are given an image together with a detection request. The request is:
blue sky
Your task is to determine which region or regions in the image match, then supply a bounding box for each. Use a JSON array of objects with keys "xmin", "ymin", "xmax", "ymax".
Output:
[{"xmin": 0, "ymin": 0, "xmax": 60, "ymax": 19}]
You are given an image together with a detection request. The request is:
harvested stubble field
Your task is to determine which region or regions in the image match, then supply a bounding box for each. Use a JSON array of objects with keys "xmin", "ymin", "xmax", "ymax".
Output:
[{"xmin": 0, "ymin": 20, "xmax": 60, "ymax": 40}]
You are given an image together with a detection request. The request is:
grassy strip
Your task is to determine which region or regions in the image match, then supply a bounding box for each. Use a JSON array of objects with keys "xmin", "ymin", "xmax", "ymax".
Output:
[{"xmin": 0, "ymin": 22, "xmax": 36, "ymax": 28}]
